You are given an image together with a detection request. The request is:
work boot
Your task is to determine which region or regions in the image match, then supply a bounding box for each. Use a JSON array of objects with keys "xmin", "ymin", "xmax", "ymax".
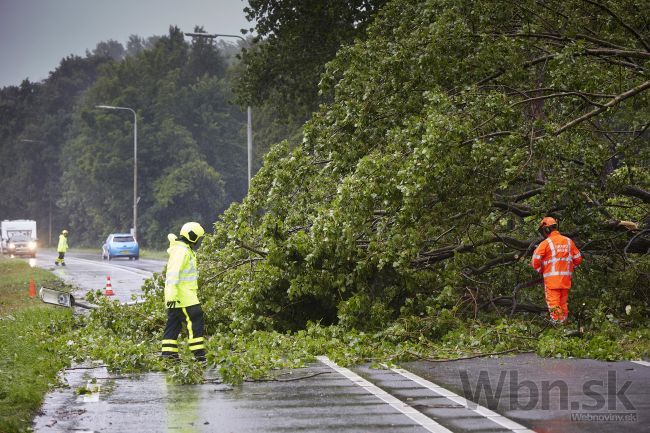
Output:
[
  {"xmin": 194, "ymin": 349, "xmax": 208, "ymax": 367},
  {"xmin": 54, "ymin": 261, "xmax": 59, "ymax": 266},
  {"xmin": 564, "ymin": 329, "xmax": 583, "ymax": 338},
  {"xmin": 160, "ymin": 353, "xmax": 180, "ymax": 364},
  {"xmin": 545, "ymin": 318, "xmax": 562, "ymax": 328},
  {"xmin": 61, "ymin": 262, "xmax": 66, "ymax": 267}
]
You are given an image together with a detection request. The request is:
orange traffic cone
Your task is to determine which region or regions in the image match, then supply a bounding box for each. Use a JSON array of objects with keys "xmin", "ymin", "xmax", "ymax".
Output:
[
  {"xmin": 29, "ymin": 278, "xmax": 36, "ymax": 298},
  {"xmin": 104, "ymin": 275, "xmax": 115, "ymax": 296}
]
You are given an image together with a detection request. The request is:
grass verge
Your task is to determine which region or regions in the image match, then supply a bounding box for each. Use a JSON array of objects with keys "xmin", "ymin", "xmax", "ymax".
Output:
[
  {"xmin": 0, "ymin": 257, "xmax": 74, "ymax": 433},
  {"xmin": 138, "ymin": 249, "xmax": 167, "ymax": 260}
]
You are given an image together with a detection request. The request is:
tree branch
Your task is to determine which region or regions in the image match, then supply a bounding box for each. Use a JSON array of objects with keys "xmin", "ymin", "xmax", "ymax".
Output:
[
  {"xmin": 235, "ymin": 239, "xmax": 269, "ymax": 257},
  {"xmin": 407, "ymin": 347, "xmax": 532, "ymax": 362},
  {"xmin": 624, "ymin": 229, "xmax": 650, "ymax": 257},
  {"xmin": 580, "ymin": 0, "xmax": 650, "ymax": 52},
  {"xmin": 585, "ymin": 48, "xmax": 650, "ymax": 59},
  {"xmin": 470, "ymin": 253, "xmax": 519, "ymax": 275},
  {"xmin": 462, "ymin": 131, "xmax": 514, "ymax": 146},
  {"xmin": 510, "ymin": 92, "xmax": 607, "ymax": 108},
  {"xmin": 493, "ymin": 201, "xmax": 532, "ymax": 217},
  {"xmin": 205, "ymin": 258, "xmax": 266, "ymax": 282},
  {"xmin": 620, "ymin": 185, "xmax": 650, "ymax": 203},
  {"xmin": 554, "ymin": 80, "xmax": 650, "ymax": 135},
  {"xmin": 498, "ymin": 188, "xmax": 543, "ymax": 202}
]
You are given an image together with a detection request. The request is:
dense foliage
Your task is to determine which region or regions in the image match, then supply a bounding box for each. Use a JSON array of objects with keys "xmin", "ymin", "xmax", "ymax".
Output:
[
  {"xmin": 237, "ymin": 0, "xmax": 388, "ymax": 120},
  {"xmin": 199, "ymin": 0, "xmax": 649, "ymax": 333},
  {"xmin": 233, "ymin": 0, "xmax": 391, "ymax": 162}
]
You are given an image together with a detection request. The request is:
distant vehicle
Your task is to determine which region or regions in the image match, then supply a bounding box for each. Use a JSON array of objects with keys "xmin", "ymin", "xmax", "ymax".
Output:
[
  {"xmin": 102, "ymin": 233, "xmax": 139, "ymax": 260},
  {"xmin": 1, "ymin": 220, "xmax": 37, "ymax": 255},
  {"xmin": 6, "ymin": 233, "xmax": 38, "ymax": 257}
]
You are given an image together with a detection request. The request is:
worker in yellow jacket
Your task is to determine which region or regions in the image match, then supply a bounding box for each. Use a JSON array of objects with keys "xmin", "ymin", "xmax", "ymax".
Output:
[
  {"xmin": 55, "ymin": 229, "xmax": 69, "ymax": 266},
  {"xmin": 161, "ymin": 222, "xmax": 206, "ymax": 362}
]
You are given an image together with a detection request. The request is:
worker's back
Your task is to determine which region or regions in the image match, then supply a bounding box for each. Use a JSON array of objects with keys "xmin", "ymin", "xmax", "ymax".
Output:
[{"xmin": 532, "ymin": 230, "xmax": 582, "ymax": 289}]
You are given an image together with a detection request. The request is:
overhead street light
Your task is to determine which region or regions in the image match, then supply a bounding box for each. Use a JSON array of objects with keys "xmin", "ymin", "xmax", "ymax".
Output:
[
  {"xmin": 96, "ymin": 105, "xmax": 139, "ymax": 240},
  {"xmin": 185, "ymin": 31, "xmax": 253, "ymax": 191}
]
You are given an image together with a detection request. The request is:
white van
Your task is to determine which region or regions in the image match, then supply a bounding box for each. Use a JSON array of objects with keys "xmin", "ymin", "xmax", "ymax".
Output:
[{"xmin": 1, "ymin": 220, "xmax": 38, "ymax": 256}]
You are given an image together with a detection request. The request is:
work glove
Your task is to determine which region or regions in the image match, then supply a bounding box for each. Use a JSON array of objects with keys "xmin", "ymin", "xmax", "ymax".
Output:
[{"xmin": 166, "ymin": 301, "xmax": 177, "ymax": 309}]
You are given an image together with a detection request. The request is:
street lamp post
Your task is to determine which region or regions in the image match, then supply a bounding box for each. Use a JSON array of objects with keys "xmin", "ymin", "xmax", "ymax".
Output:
[
  {"xmin": 185, "ymin": 31, "xmax": 253, "ymax": 191},
  {"xmin": 96, "ymin": 105, "xmax": 138, "ymax": 240}
]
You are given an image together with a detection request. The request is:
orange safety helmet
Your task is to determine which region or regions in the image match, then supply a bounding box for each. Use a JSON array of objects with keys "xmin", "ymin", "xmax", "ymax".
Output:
[{"xmin": 538, "ymin": 217, "xmax": 558, "ymax": 237}]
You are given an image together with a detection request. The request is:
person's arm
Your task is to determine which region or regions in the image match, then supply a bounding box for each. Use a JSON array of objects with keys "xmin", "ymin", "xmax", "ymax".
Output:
[
  {"xmin": 164, "ymin": 248, "xmax": 186, "ymax": 308},
  {"xmin": 531, "ymin": 240, "xmax": 546, "ymax": 273},
  {"xmin": 571, "ymin": 239, "xmax": 582, "ymax": 267}
]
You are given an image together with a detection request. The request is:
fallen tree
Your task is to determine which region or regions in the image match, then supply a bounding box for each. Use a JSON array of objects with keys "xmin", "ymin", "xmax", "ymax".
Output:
[{"xmin": 199, "ymin": 0, "xmax": 649, "ymax": 333}]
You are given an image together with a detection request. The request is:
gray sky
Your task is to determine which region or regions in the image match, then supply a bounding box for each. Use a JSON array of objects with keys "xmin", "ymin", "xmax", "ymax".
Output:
[{"xmin": 0, "ymin": 0, "xmax": 252, "ymax": 87}]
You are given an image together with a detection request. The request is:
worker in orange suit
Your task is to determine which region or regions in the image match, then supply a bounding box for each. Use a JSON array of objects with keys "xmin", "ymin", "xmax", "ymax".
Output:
[{"xmin": 531, "ymin": 217, "xmax": 582, "ymax": 324}]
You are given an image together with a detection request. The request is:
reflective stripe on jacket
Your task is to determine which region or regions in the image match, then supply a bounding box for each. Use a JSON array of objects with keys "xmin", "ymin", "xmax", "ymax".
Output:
[
  {"xmin": 57, "ymin": 234, "xmax": 68, "ymax": 253},
  {"xmin": 531, "ymin": 231, "xmax": 582, "ymax": 289},
  {"xmin": 164, "ymin": 234, "xmax": 199, "ymax": 308}
]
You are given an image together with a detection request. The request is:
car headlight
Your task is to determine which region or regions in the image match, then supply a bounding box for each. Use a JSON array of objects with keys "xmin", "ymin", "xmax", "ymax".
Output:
[{"xmin": 28, "ymin": 241, "xmax": 36, "ymax": 250}]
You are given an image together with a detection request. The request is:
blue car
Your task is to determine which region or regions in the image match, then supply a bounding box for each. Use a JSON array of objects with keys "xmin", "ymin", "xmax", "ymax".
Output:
[{"xmin": 102, "ymin": 233, "xmax": 139, "ymax": 260}]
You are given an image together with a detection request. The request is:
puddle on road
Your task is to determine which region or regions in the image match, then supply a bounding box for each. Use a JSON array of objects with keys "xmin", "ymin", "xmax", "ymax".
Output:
[
  {"xmin": 166, "ymin": 382, "xmax": 202, "ymax": 433},
  {"xmin": 77, "ymin": 393, "xmax": 100, "ymax": 403}
]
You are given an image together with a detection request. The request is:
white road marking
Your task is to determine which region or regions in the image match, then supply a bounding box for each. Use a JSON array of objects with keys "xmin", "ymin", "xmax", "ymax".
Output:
[
  {"xmin": 631, "ymin": 360, "xmax": 650, "ymax": 367},
  {"xmin": 389, "ymin": 367, "xmax": 536, "ymax": 433},
  {"xmin": 65, "ymin": 256, "xmax": 152, "ymax": 278},
  {"xmin": 316, "ymin": 356, "xmax": 453, "ymax": 433}
]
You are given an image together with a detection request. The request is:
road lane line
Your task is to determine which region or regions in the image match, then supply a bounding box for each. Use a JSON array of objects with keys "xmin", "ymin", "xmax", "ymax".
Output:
[
  {"xmin": 316, "ymin": 356, "xmax": 453, "ymax": 433},
  {"xmin": 389, "ymin": 367, "xmax": 536, "ymax": 433},
  {"xmin": 631, "ymin": 360, "xmax": 650, "ymax": 367}
]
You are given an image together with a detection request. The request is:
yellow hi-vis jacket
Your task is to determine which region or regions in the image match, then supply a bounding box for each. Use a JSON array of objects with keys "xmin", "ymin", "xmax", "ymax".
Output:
[
  {"xmin": 164, "ymin": 234, "xmax": 199, "ymax": 308},
  {"xmin": 57, "ymin": 234, "xmax": 68, "ymax": 253}
]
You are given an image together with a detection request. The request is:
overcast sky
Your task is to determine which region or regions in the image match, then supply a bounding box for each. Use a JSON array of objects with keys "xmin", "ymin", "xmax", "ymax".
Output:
[{"xmin": 0, "ymin": 0, "xmax": 252, "ymax": 88}]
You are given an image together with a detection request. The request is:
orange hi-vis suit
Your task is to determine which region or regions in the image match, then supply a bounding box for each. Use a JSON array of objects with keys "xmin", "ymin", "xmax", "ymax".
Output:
[{"xmin": 531, "ymin": 230, "xmax": 582, "ymax": 323}]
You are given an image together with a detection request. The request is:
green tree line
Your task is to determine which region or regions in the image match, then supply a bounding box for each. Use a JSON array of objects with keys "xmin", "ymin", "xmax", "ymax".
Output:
[{"xmin": 0, "ymin": 27, "xmax": 254, "ymax": 248}]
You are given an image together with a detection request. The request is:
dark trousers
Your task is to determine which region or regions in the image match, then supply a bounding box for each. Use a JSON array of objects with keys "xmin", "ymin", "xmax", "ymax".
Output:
[
  {"xmin": 161, "ymin": 304, "xmax": 205, "ymax": 361},
  {"xmin": 56, "ymin": 252, "xmax": 65, "ymax": 264}
]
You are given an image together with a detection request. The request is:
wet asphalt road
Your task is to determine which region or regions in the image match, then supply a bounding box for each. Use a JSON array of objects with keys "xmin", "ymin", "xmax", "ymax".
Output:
[
  {"xmin": 32, "ymin": 356, "xmax": 649, "ymax": 433},
  {"xmin": 33, "ymin": 249, "xmax": 164, "ymax": 303},
  {"xmin": 18, "ymin": 251, "xmax": 650, "ymax": 432}
]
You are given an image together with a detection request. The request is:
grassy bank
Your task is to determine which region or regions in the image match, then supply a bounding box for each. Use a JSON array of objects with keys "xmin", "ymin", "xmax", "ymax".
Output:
[{"xmin": 0, "ymin": 258, "xmax": 74, "ymax": 433}]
